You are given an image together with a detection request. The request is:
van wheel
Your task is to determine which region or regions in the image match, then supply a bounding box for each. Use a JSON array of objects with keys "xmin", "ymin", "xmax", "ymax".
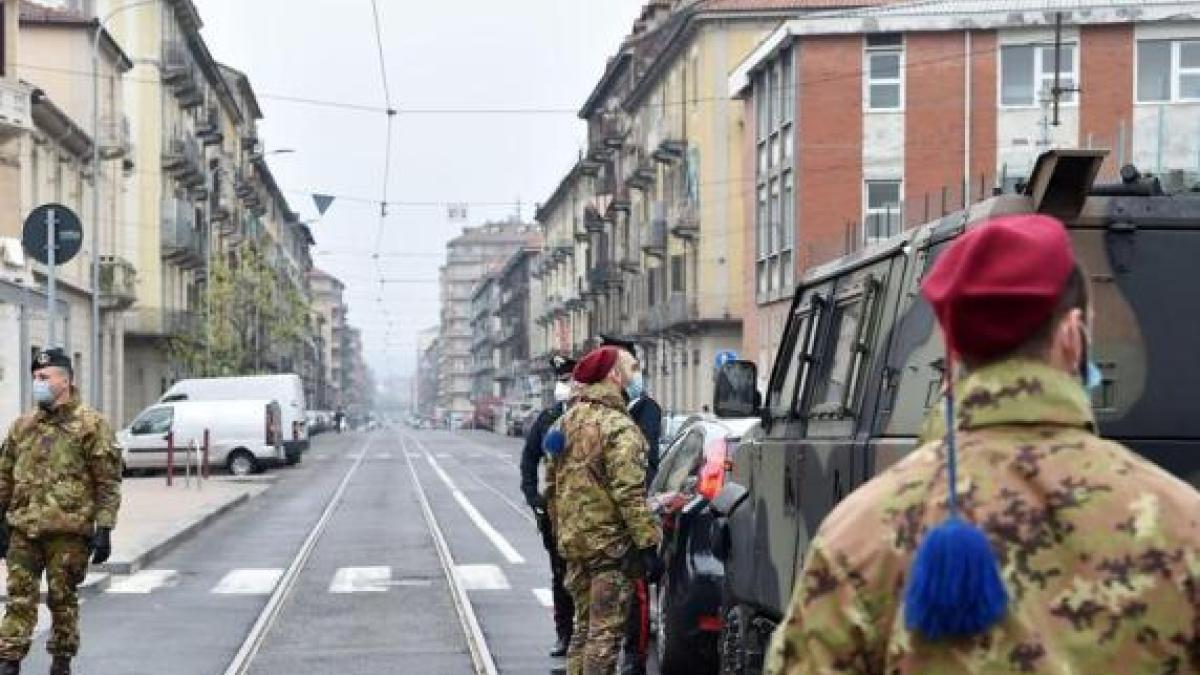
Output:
[{"xmin": 227, "ymin": 449, "xmax": 257, "ymax": 477}]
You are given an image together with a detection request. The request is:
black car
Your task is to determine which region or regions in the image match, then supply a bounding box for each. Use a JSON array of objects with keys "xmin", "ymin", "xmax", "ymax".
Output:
[{"xmin": 648, "ymin": 417, "xmax": 758, "ymax": 675}]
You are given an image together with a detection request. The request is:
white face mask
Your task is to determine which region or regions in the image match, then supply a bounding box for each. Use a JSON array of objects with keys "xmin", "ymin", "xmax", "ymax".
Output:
[{"xmin": 553, "ymin": 381, "xmax": 572, "ymax": 403}]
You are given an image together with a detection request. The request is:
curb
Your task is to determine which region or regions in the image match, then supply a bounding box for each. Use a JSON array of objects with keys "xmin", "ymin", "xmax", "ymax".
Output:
[{"xmin": 102, "ymin": 492, "xmax": 253, "ymax": 576}]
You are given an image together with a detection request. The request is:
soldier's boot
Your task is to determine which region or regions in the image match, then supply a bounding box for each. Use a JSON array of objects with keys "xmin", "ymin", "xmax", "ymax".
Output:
[
  {"xmin": 48, "ymin": 657, "xmax": 69, "ymax": 675},
  {"xmin": 0, "ymin": 660, "xmax": 17, "ymax": 675},
  {"xmin": 549, "ymin": 635, "xmax": 569, "ymax": 658}
]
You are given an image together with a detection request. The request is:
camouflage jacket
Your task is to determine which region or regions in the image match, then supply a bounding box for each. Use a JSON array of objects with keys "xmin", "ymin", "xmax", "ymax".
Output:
[
  {"xmin": 0, "ymin": 396, "xmax": 122, "ymax": 538},
  {"xmin": 547, "ymin": 381, "xmax": 660, "ymax": 562},
  {"xmin": 767, "ymin": 359, "xmax": 1200, "ymax": 675}
]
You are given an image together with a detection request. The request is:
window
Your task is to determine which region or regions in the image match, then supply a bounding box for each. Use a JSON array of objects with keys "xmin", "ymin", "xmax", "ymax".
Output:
[
  {"xmin": 864, "ymin": 180, "xmax": 902, "ymax": 242},
  {"xmin": 670, "ymin": 254, "xmax": 685, "ymax": 294},
  {"xmin": 865, "ymin": 34, "xmax": 903, "ymax": 110},
  {"xmin": 131, "ymin": 406, "xmax": 174, "ymax": 435},
  {"xmin": 1137, "ymin": 40, "xmax": 1200, "ymax": 103},
  {"xmin": 812, "ymin": 301, "xmax": 862, "ymax": 411},
  {"xmin": 1001, "ymin": 43, "xmax": 1076, "ymax": 107},
  {"xmin": 755, "ymin": 48, "xmax": 796, "ymax": 303}
]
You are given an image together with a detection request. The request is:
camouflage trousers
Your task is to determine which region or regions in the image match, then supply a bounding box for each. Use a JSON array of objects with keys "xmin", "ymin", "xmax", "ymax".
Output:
[
  {"xmin": 565, "ymin": 558, "xmax": 633, "ymax": 675},
  {"xmin": 0, "ymin": 531, "xmax": 89, "ymax": 661}
]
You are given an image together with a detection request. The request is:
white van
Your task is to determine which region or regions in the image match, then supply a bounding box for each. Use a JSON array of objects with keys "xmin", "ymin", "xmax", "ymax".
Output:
[
  {"xmin": 119, "ymin": 399, "xmax": 284, "ymax": 476},
  {"xmin": 160, "ymin": 374, "xmax": 308, "ymax": 464}
]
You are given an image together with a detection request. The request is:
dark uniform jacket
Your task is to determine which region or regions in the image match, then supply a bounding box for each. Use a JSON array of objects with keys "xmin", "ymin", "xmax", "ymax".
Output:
[
  {"xmin": 520, "ymin": 402, "xmax": 564, "ymax": 507},
  {"xmin": 628, "ymin": 395, "xmax": 661, "ymax": 483}
]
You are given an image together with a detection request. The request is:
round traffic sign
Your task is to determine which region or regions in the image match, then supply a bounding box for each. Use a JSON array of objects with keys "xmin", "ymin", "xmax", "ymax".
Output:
[{"xmin": 22, "ymin": 203, "xmax": 83, "ymax": 266}]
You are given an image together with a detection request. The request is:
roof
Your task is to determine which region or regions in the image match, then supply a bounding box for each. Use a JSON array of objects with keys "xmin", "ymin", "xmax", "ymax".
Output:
[
  {"xmin": 728, "ymin": 0, "xmax": 1200, "ymax": 95},
  {"xmin": 19, "ymin": 1, "xmax": 134, "ymax": 72},
  {"xmin": 536, "ymin": 159, "xmax": 584, "ymax": 221},
  {"xmin": 219, "ymin": 64, "xmax": 264, "ymax": 121}
]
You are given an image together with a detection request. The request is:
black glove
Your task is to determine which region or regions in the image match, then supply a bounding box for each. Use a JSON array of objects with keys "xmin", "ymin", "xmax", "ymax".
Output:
[
  {"xmin": 0, "ymin": 520, "xmax": 8, "ymax": 561},
  {"xmin": 625, "ymin": 546, "xmax": 662, "ymax": 583},
  {"xmin": 89, "ymin": 526, "xmax": 112, "ymax": 565},
  {"xmin": 525, "ymin": 492, "xmax": 546, "ymax": 512}
]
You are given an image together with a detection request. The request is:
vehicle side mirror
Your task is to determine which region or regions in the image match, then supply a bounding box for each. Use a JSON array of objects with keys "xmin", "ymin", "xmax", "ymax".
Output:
[{"xmin": 714, "ymin": 361, "xmax": 760, "ymax": 418}]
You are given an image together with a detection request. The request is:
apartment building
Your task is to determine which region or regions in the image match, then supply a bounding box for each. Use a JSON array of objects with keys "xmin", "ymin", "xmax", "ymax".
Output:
[
  {"xmin": 310, "ymin": 267, "xmax": 347, "ymax": 410},
  {"xmin": 0, "ymin": 1, "xmax": 132, "ymax": 425},
  {"xmin": 415, "ymin": 325, "xmax": 439, "ymax": 419},
  {"xmin": 730, "ymin": 0, "xmax": 1200, "ymax": 380},
  {"xmin": 494, "ymin": 245, "xmax": 541, "ymax": 406},
  {"xmin": 469, "ymin": 273, "xmax": 500, "ymax": 408},
  {"xmin": 436, "ymin": 220, "xmax": 538, "ymax": 426},
  {"xmin": 540, "ymin": 0, "xmax": 870, "ymax": 414}
]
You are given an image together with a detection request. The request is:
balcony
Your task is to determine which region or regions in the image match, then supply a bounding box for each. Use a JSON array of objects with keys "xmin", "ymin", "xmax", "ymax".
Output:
[
  {"xmin": 0, "ymin": 79, "xmax": 32, "ymax": 139},
  {"xmin": 650, "ymin": 116, "xmax": 687, "ymax": 164},
  {"xmin": 550, "ymin": 236, "xmax": 573, "ymax": 261},
  {"xmin": 628, "ymin": 152, "xmax": 656, "ymax": 191},
  {"xmin": 97, "ymin": 116, "xmax": 131, "ymax": 160},
  {"xmin": 162, "ymin": 136, "xmax": 203, "ymax": 186},
  {"xmin": 99, "ymin": 256, "xmax": 137, "ymax": 311},
  {"xmin": 671, "ymin": 200, "xmax": 699, "ymax": 239},
  {"xmin": 618, "ymin": 252, "xmax": 641, "ymax": 275},
  {"xmin": 160, "ymin": 199, "xmax": 205, "ymax": 269},
  {"xmin": 642, "ymin": 208, "xmax": 667, "ymax": 258},
  {"xmin": 125, "ymin": 307, "xmax": 201, "ymax": 338},
  {"xmin": 583, "ymin": 206, "xmax": 606, "ymax": 234},
  {"xmin": 162, "ymin": 41, "xmax": 202, "ymax": 107},
  {"xmin": 196, "ymin": 104, "xmax": 223, "ymax": 146},
  {"xmin": 588, "ymin": 261, "xmax": 622, "ymax": 290},
  {"xmin": 601, "ymin": 111, "xmax": 629, "ymax": 150},
  {"xmin": 666, "ymin": 292, "xmax": 699, "ymax": 326},
  {"xmin": 610, "ymin": 186, "xmax": 631, "ymax": 214}
]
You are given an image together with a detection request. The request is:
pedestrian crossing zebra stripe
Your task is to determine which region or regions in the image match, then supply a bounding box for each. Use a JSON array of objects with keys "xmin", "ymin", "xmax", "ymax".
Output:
[{"xmin": 211, "ymin": 569, "xmax": 284, "ymax": 595}]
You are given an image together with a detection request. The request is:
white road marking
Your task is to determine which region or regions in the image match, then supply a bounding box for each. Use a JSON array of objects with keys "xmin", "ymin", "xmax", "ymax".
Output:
[
  {"xmin": 424, "ymin": 452, "xmax": 526, "ymax": 565},
  {"xmin": 376, "ymin": 452, "xmax": 393, "ymax": 460},
  {"xmin": 329, "ymin": 566, "xmax": 391, "ymax": 593},
  {"xmin": 107, "ymin": 570, "xmax": 179, "ymax": 594},
  {"xmin": 532, "ymin": 588, "xmax": 554, "ymax": 608},
  {"xmin": 211, "ymin": 569, "xmax": 284, "ymax": 595},
  {"xmin": 407, "ymin": 452, "xmax": 420, "ymax": 459},
  {"xmin": 456, "ymin": 564, "xmax": 510, "ymax": 591},
  {"xmin": 383, "ymin": 578, "xmax": 434, "ymax": 588},
  {"xmin": 436, "ymin": 453, "xmax": 451, "ymax": 459}
]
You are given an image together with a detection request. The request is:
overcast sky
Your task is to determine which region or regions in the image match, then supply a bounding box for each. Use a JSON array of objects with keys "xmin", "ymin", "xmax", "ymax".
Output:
[{"xmin": 192, "ymin": 0, "xmax": 646, "ymax": 387}]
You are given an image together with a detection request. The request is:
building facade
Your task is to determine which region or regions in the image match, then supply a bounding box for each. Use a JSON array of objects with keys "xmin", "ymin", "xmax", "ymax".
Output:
[
  {"xmin": 731, "ymin": 0, "xmax": 1200, "ymax": 384},
  {"xmin": 436, "ymin": 220, "xmax": 539, "ymax": 426},
  {"xmin": 309, "ymin": 267, "xmax": 347, "ymax": 410},
  {"xmin": 415, "ymin": 325, "xmax": 439, "ymax": 419}
]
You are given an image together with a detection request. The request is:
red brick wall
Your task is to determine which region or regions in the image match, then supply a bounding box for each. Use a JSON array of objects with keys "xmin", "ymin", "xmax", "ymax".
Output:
[
  {"xmin": 798, "ymin": 35, "xmax": 862, "ymax": 268},
  {"xmin": 1080, "ymin": 24, "xmax": 1133, "ymax": 179},
  {"xmin": 905, "ymin": 32, "xmax": 967, "ymax": 220},
  {"xmin": 969, "ymin": 31, "xmax": 998, "ymax": 194}
]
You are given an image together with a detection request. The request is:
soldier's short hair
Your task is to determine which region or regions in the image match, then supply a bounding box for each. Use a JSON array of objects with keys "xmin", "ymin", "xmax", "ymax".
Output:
[{"xmin": 1002, "ymin": 264, "xmax": 1090, "ymax": 364}]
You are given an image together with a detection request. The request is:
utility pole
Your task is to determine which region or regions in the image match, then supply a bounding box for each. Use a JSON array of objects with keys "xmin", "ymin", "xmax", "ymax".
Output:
[{"xmin": 1050, "ymin": 12, "xmax": 1081, "ymax": 127}]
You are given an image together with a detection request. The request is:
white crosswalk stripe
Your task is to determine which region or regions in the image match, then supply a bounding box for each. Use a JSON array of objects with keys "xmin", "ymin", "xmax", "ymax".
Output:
[
  {"xmin": 456, "ymin": 564, "xmax": 510, "ymax": 591},
  {"xmin": 329, "ymin": 566, "xmax": 390, "ymax": 593},
  {"xmin": 211, "ymin": 569, "xmax": 283, "ymax": 595},
  {"xmin": 375, "ymin": 452, "xmax": 393, "ymax": 460},
  {"xmin": 532, "ymin": 588, "xmax": 554, "ymax": 608},
  {"xmin": 107, "ymin": 570, "xmax": 179, "ymax": 594}
]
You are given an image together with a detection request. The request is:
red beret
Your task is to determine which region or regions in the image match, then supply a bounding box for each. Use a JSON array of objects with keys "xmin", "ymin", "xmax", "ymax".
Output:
[
  {"xmin": 921, "ymin": 214, "xmax": 1075, "ymax": 362},
  {"xmin": 574, "ymin": 346, "xmax": 620, "ymax": 385}
]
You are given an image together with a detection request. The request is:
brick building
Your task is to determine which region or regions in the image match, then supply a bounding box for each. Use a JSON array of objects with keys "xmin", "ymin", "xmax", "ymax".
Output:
[{"xmin": 731, "ymin": 0, "xmax": 1200, "ymax": 380}]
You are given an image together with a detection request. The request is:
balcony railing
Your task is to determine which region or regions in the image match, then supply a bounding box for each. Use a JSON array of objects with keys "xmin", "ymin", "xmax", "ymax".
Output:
[
  {"xmin": 160, "ymin": 199, "xmax": 205, "ymax": 268},
  {"xmin": 0, "ymin": 79, "xmax": 32, "ymax": 138},
  {"xmin": 125, "ymin": 307, "xmax": 201, "ymax": 338},
  {"xmin": 600, "ymin": 110, "xmax": 629, "ymax": 150},
  {"xmin": 196, "ymin": 104, "xmax": 223, "ymax": 146},
  {"xmin": 98, "ymin": 116, "xmax": 131, "ymax": 160},
  {"xmin": 99, "ymin": 256, "xmax": 137, "ymax": 311},
  {"xmin": 587, "ymin": 261, "xmax": 622, "ymax": 290},
  {"xmin": 162, "ymin": 40, "xmax": 202, "ymax": 107},
  {"xmin": 671, "ymin": 200, "xmax": 699, "ymax": 239},
  {"xmin": 642, "ymin": 208, "xmax": 667, "ymax": 258},
  {"xmin": 163, "ymin": 135, "xmax": 203, "ymax": 185}
]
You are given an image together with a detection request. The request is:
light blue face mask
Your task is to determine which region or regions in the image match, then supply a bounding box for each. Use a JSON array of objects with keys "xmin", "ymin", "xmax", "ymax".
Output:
[
  {"xmin": 32, "ymin": 380, "xmax": 54, "ymax": 406},
  {"xmin": 1079, "ymin": 324, "xmax": 1102, "ymax": 393},
  {"xmin": 625, "ymin": 373, "xmax": 645, "ymax": 402}
]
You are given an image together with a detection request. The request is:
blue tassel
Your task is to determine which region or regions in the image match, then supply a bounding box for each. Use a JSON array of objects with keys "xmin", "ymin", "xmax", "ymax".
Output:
[
  {"xmin": 903, "ymin": 516, "xmax": 1009, "ymax": 640},
  {"xmin": 542, "ymin": 427, "xmax": 566, "ymax": 457},
  {"xmin": 904, "ymin": 365, "xmax": 1008, "ymax": 640}
]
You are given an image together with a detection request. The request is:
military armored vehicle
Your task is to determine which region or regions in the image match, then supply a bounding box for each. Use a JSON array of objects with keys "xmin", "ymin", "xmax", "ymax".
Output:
[{"xmin": 709, "ymin": 150, "xmax": 1200, "ymax": 674}]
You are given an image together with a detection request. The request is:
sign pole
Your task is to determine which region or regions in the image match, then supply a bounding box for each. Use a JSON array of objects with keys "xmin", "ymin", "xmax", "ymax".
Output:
[{"xmin": 47, "ymin": 207, "xmax": 57, "ymax": 348}]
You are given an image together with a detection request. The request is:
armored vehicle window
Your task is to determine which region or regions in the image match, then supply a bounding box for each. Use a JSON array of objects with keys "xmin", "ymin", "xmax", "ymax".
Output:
[
  {"xmin": 769, "ymin": 307, "xmax": 813, "ymax": 419},
  {"xmin": 808, "ymin": 279, "xmax": 882, "ymax": 418}
]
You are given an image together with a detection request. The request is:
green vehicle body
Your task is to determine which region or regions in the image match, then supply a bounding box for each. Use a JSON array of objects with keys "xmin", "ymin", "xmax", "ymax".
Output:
[{"xmin": 712, "ymin": 151, "xmax": 1200, "ymax": 673}]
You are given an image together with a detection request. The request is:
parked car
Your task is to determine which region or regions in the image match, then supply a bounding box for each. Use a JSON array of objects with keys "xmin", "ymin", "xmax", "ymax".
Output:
[
  {"xmin": 648, "ymin": 416, "xmax": 757, "ymax": 675},
  {"xmin": 119, "ymin": 399, "xmax": 285, "ymax": 477},
  {"xmin": 160, "ymin": 374, "xmax": 308, "ymax": 464}
]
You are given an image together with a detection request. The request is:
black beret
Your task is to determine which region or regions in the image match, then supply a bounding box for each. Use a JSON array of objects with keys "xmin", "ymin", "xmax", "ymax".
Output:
[
  {"xmin": 32, "ymin": 348, "xmax": 72, "ymax": 374},
  {"xmin": 599, "ymin": 334, "xmax": 638, "ymax": 359},
  {"xmin": 550, "ymin": 354, "xmax": 577, "ymax": 377}
]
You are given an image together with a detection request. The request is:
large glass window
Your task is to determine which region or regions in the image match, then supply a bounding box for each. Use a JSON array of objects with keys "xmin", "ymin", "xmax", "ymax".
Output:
[
  {"xmin": 1001, "ymin": 43, "xmax": 1076, "ymax": 107},
  {"xmin": 865, "ymin": 34, "xmax": 903, "ymax": 111},
  {"xmin": 1137, "ymin": 40, "xmax": 1200, "ymax": 103},
  {"xmin": 864, "ymin": 180, "xmax": 902, "ymax": 242},
  {"xmin": 755, "ymin": 48, "xmax": 796, "ymax": 303}
]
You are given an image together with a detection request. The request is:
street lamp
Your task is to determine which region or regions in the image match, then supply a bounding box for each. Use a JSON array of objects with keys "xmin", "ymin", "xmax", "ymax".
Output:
[{"xmin": 91, "ymin": 0, "xmax": 158, "ymax": 411}]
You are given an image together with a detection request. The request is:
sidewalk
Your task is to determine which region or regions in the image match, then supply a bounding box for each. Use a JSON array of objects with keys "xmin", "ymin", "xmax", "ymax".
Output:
[{"xmin": 0, "ymin": 475, "xmax": 272, "ymax": 597}]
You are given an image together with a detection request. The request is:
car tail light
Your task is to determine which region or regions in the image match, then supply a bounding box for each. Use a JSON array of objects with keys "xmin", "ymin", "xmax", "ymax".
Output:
[
  {"xmin": 698, "ymin": 438, "xmax": 729, "ymax": 501},
  {"xmin": 697, "ymin": 614, "xmax": 724, "ymax": 632},
  {"xmin": 292, "ymin": 421, "xmax": 301, "ymax": 441}
]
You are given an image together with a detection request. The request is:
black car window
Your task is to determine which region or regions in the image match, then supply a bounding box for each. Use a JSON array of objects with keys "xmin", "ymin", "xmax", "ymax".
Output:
[
  {"xmin": 132, "ymin": 406, "xmax": 173, "ymax": 435},
  {"xmin": 652, "ymin": 428, "xmax": 705, "ymax": 495}
]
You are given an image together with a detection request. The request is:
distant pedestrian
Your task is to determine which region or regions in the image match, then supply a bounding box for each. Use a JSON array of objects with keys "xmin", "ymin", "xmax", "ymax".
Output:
[
  {"xmin": 334, "ymin": 408, "xmax": 346, "ymax": 433},
  {"xmin": 0, "ymin": 349, "xmax": 122, "ymax": 675},
  {"xmin": 766, "ymin": 215, "xmax": 1200, "ymax": 674},
  {"xmin": 548, "ymin": 347, "xmax": 660, "ymax": 675},
  {"xmin": 520, "ymin": 354, "xmax": 577, "ymax": 658},
  {"xmin": 599, "ymin": 334, "xmax": 661, "ymax": 675}
]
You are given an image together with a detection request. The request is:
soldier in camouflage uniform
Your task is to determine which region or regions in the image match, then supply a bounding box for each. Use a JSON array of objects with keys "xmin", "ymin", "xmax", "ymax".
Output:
[
  {"xmin": 767, "ymin": 215, "xmax": 1200, "ymax": 674},
  {"xmin": 0, "ymin": 349, "xmax": 122, "ymax": 675},
  {"xmin": 547, "ymin": 346, "xmax": 661, "ymax": 675}
]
